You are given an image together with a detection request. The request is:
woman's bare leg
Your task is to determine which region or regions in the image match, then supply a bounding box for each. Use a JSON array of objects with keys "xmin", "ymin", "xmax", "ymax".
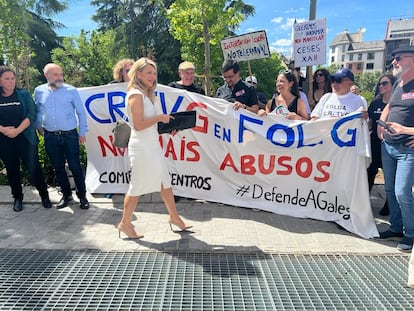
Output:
[
  {"xmin": 117, "ymin": 194, "xmax": 144, "ymax": 238},
  {"xmin": 160, "ymin": 186, "xmax": 192, "ymax": 230}
]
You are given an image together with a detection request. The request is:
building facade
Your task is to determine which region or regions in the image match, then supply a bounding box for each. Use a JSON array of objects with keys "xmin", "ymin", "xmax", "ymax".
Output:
[{"xmin": 329, "ymin": 18, "xmax": 414, "ymax": 74}]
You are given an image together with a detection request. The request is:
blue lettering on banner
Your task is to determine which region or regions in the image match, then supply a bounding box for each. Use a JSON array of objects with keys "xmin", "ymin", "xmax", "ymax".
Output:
[
  {"xmin": 331, "ymin": 113, "xmax": 361, "ymax": 147},
  {"xmin": 157, "ymin": 91, "xmax": 184, "ymax": 114},
  {"xmin": 236, "ymin": 112, "xmax": 362, "ymax": 149},
  {"xmin": 85, "ymin": 91, "xmax": 127, "ymax": 123}
]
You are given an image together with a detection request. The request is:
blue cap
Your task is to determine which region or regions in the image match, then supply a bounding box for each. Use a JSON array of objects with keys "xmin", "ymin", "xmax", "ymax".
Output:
[{"xmin": 331, "ymin": 68, "xmax": 354, "ymax": 82}]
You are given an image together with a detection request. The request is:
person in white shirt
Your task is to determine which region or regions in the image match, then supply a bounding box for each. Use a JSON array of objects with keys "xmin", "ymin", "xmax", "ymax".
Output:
[{"xmin": 311, "ymin": 68, "xmax": 367, "ymax": 120}]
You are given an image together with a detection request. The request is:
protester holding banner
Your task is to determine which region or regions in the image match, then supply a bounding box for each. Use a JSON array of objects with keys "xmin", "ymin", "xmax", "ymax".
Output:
[
  {"xmin": 35, "ymin": 63, "xmax": 89, "ymax": 210},
  {"xmin": 258, "ymin": 70, "xmax": 309, "ymax": 120},
  {"xmin": 367, "ymin": 74, "xmax": 396, "ymax": 217},
  {"xmin": 168, "ymin": 61, "xmax": 205, "ymax": 95},
  {"xmin": 215, "ymin": 60, "xmax": 259, "ymax": 113},
  {"xmin": 169, "ymin": 61, "xmax": 204, "ymax": 203},
  {"xmin": 0, "ymin": 66, "xmax": 52, "ymax": 212},
  {"xmin": 117, "ymin": 57, "xmax": 192, "ymax": 239},
  {"xmin": 310, "ymin": 68, "xmax": 367, "ymax": 120},
  {"xmin": 377, "ymin": 45, "xmax": 414, "ymax": 253}
]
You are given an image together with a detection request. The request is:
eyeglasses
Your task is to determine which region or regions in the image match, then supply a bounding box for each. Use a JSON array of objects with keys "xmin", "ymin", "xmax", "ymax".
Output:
[
  {"xmin": 393, "ymin": 55, "xmax": 414, "ymax": 62},
  {"xmin": 378, "ymin": 81, "xmax": 390, "ymax": 87},
  {"xmin": 315, "ymin": 73, "xmax": 324, "ymax": 77}
]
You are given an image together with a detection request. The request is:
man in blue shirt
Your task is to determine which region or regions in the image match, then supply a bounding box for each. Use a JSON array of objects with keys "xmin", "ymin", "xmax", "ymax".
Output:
[{"xmin": 35, "ymin": 63, "xmax": 89, "ymax": 209}]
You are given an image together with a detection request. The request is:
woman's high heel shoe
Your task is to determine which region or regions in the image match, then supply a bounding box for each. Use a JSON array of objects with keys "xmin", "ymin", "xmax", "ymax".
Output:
[
  {"xmin": 169, "ymin": 219, "xmax": 193, "ymax": 232},
  {"xmin": 117, "ymin": 223, "xmax": 144, "ymax": 239}
]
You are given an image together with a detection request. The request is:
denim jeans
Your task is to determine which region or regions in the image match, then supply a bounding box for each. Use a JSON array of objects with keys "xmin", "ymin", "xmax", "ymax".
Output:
[
  {"xmin": 44, "ymin": 129, "xmax": 86, "ymax": 198},
  {"xmin": 382, "ymin": 141, "xmax": 414, "ymax": 237}
]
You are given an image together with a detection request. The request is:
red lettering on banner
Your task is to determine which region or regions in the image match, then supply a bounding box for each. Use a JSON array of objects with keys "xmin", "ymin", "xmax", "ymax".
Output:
[
  {"xmin": 258, "ymin": 154, "xmax": 275, "ymax": 174},
  {"xmin": 219, "ymin": 153, "xmax": 331, "ymax": 182},
  {"xmin": 161, "ymin": 136, "xmax": 201, "ymax": 162},
  {"xmin": 187, "ymin": 102, "xmax": 208, "ymax": 134},
  {"xmin": 277, "ymin": 156, "xmax": 293, "ymax": 175},
  {"xmin": 219, "ymin": 153, "xmax": 240, "ymax": 172},
  {"xmin": 314, "ymin": 161, "xmax": 330, "ymax": 182},
  {"xmin": 98, "ymin": 135, "xmax": 127, "ymax": 157},
  {"xmin": 241, "ymin": 155, "xmax": 255, "ymax": 175}
]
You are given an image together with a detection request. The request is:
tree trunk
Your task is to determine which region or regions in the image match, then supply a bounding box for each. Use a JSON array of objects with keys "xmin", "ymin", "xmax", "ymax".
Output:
[{"xmin": 203, "ymin": 19, "xmax": 212, "ymax": 96}]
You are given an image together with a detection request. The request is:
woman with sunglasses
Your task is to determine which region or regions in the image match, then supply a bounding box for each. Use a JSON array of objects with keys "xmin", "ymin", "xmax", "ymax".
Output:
[
  {"xmin": 258, "ymin": 70, "xmax": 309, "ymax": 120},
  {"xmin": 311, "ymin": 68, "xmax": 332, "ymax": 110},
  {"xmin": 367, "ymin": 74, "xmax": 396, "ymax": 216}
]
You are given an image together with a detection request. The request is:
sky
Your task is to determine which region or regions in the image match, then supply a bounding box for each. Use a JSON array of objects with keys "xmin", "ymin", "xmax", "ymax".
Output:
[{"xmin": 55, "ymin": 0, "xmax": 414, "ymax": 60}]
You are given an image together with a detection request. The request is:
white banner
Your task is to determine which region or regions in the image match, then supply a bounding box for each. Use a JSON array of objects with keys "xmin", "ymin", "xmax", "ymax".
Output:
[
  {"xmin": 79, "ymin": 83, "xmax": 378, "ymax": 239},
  {"xmin": 293, "ymin": 18, "xmax": 326, "ymax": 67},
  {"xmin": 220, "ymin": 30, "xmax": 270, "ymax": 61}
]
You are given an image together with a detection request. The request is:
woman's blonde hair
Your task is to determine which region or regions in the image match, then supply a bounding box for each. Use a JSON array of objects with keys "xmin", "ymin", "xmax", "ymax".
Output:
[
  {"xmin": 113, "ymin": 58, "xmax": 134, "ymax": 82},
  {"xmin": 127, "ymin": 57, "xmax": 157, "ymax": 102}
]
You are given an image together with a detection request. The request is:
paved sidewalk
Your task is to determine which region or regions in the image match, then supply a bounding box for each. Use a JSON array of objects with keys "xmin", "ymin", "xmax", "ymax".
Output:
[{"xmin": 0, "ymin": 182, "xmax": 404, "ymax": 255}]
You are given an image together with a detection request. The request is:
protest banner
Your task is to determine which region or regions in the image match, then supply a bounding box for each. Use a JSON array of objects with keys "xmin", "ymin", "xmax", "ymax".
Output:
[
  {"xmin": 79, "ymin": 83, "xmax": 378, "ymax": 239},
  {"xmin": 293, "ymin": 18, "xmax": 326, "ymax": 67}
]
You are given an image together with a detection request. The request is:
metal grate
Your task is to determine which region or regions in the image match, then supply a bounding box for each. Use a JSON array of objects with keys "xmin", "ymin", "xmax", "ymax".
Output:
[{"xmin": 0, "ymin": 249, "xmax": 413, "ymax": 310}]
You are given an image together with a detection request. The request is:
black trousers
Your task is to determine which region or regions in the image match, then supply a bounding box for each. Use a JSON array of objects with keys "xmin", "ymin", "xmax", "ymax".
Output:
[{"xmin": 0, "ymin": 133, "xmax": 48, "ymax": 200}]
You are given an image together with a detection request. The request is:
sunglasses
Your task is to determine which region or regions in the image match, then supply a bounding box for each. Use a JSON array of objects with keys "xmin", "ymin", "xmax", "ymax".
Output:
[
  {"xmin": 332, "ymin": 77, "xmax": 344, "ymax": 84},
  {"xmin": 315, "ymin": 73, "xmax": 324, "ymax": 77},
  {"xmin": 378, "ymin": 81, "xmax": 390, "ymax": 87},
  {"xmin": 393, "ymin": 55, "xmax": 414, "ymax": 62},
  {"xmin": 279, "ymin": 69, "xmax": 292, "ymax": 74}
]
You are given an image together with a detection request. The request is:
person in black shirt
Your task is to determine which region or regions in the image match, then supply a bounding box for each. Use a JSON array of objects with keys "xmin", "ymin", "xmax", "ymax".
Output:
[
  {"xmin": 377, "ymin": 45, "xmax": 414, "ymax": 253},
  {"xmin": 367, "ymin": 74, "xmax": 396, "ymax": 216},
  {"xmin": 215, "ymin": 60, "xmax": 259, "ymax": 113},
  {"xmin": 0, "ymin": 66, "xmax": 51, "ymax": 212},
  {"xmin": 168, "ymin": 61, "xmax": 205, "ymax": 95}
]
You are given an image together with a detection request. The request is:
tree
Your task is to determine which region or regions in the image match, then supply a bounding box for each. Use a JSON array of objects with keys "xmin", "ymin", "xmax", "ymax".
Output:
[
  {"xmin": 0, "ymin": 0, "xmax": 67, "ymax": 90},
  {"xmin": 91, "ymin": 0, "xmax": 182, "ymax": 84},
  {"xmin": 51, "ymin": 30, "xmax": 119, "ymax": 87},
  {"xmin": 238, "ymin": 53, "xmax": 287, "ymax": 100},
  {"xmin": 167, "ymin": 0, "xmax": 254, "ymax": 95}
]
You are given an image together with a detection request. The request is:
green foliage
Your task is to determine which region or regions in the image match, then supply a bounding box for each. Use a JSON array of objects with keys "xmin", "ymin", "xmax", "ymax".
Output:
[
  {"xmin": 354, "ymin": 71, "xmax": 382, "ymax": 99},
  {"xmin": 238, "ymin": 53, "xmax": 287, "ymax": 99},
  {"xmin": 167, "ymin": 0, "xmax": 254, "ymax": 94},
  {"xmin": 51, "ymin": 30, "xmax": 118, "ymax": 86},
  {"xmin": 37, "ymin": 135, "xmax": 57, "ymax": 185},
  {"xmin": 0, "ymin": 1, "xmax": 66, "ymax": 88},
  {"xmin": 0, "ymin": 135, "xmax": 87, "ymax": 187},
  {"xmin": 91, "ymin": 0, "xmax": 182, "ymax": 85}
]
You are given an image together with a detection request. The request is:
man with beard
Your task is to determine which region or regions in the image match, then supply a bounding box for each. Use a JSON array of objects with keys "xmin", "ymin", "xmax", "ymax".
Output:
[
  {"xmin": 377, "ymin": 45, "xmax": 414, "ymax": 253},
  {"xmin": 35, "ymin": 63, "xmax": 89, "ymax": 210}
]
